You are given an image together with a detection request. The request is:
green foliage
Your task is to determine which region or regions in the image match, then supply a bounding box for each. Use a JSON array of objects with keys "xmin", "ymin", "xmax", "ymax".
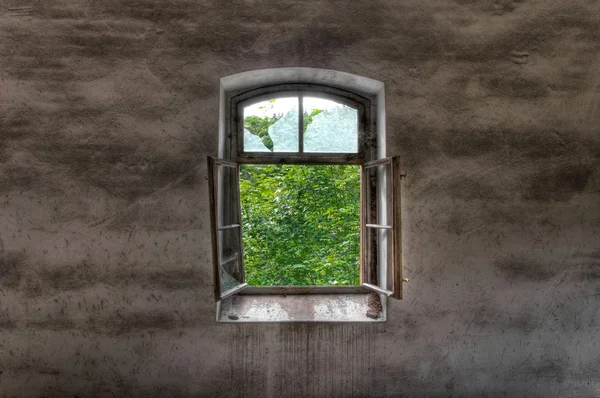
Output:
[
  {"xmin": 240, "ymin": 164, "xmax": 360, "ymax": 286},
  {"xmin": 303, "ymin": 109, "xmax": 323, "ymax": 134},
  {"xmin": 244, "ymin": 115, "xmax": 278, "ymax": 151},
  {"xmin": 240, "ymin": 104, "xmax": 360, "ymax": 286}
]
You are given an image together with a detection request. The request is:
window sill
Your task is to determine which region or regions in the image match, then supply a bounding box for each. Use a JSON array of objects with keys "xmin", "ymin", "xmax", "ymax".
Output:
[{"xmin": 217, "ymin": 291, "xmax": 386, "ymax": 322}]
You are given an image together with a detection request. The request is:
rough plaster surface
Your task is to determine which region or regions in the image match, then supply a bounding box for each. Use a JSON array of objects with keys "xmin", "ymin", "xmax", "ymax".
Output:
[{"xmin": 0, "ymin": 0, "xmax": 599, "ymax": 396}]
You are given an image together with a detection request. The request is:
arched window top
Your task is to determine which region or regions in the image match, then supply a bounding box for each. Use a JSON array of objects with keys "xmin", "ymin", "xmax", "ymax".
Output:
[
  {"xmin": 234, "ymin": 83, "xmax": 369, "ymax": 108},
  {"xmin": 221, "ymin": 68, "xmax": 384, "ymax": 98},
  {"xmin": 219, "ymin": 68, "xmax": 386, "ymax": 161},
  {"xmin": 231, "ymin": 84, "xmax": 372, "ymax": 161}
]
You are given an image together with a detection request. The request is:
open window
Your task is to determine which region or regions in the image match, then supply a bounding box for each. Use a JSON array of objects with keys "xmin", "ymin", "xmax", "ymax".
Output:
[
  {"xmin": 361, "ymin": 157, "xmax": 403, "ymax": 299},
  {"xmin": 209, "ymin": 154, "xmax": 403, "ymax": 301},
  {"xmin": 210, "ymin": 75, "xmax": 402, "ymax": 321}
]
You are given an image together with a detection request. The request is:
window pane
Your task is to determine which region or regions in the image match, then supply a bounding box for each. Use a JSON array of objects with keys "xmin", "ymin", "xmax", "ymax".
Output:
[
  {"xmin": 243, "ymin": 97, "xmax": 299, "ymax": 152},
  {"xmin": 216, "ymin": 163, "xmax": 240, "ymax": 227},
  {"xmin": 219, "ymin": 227, "xmax": 244, "ymax": 292},
  {"xmin": 303, "ymin": 97, "xmax": 358, "ymax": 153},
  {"xmin": 363, "ymin": 161, "xmax": 394, "ymax": 290},
  {"xmin": 240, "ymin": 164, "xmax": 360, "ymax": 286}
]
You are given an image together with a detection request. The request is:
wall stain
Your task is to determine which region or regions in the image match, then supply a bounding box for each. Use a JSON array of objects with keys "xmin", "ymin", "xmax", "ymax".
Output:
[
  {"xmin": 0, "ymin": 251, "xmax": 26, "ymax": 289},
  {"xmin": 586, "ymin": 249, "xmax": 600, "ymax": 259},
  {"xmin": 571, "ymin": 250, "xmax": 600, "ymax": 281},
  {"xmin": 399, "ymin": 313, "xmax": 422, "ymax": 341},
  {"xmin": 445, "ymin": 212, "xmax": 467, "ymax": 236},
  {"xmin": 26, "ymin": 317, "xmax": 75, "ymax": 331},
  {"xmin": 447, "ymin": 177, "xmax": 501, "ymax": 200},
  {"xmin": 0, "ymin": 111, "xmax": 32, "ymax": 143},
  {"xmin": 494, "ymin": 256, "xmax": 559, "ymax": 282},
  {"xmin": 399, "ymin": 124, "xmax": 585, "ymax": 171},
  {"xmin": 578, "ymin": 263, "xmax": 600, "ymax": 281},
  {"xmin": 2, "ymin": 56, "xmax": 77, "ymax": 81},
  {"xmin": 86, "ymin": 311, "xmax": 182, "ymax": 335},
  {"xmin": 491, "ymin": 0, "xmax": 525, "ymax": 15},
  {"xmin": 479, "ymin": 71, "xmax": 548, "ymax": 99},
  {"xmin": 37, "ymin": 263, "xmax": 95, "ymax": 291},
  {"xmin": 0, "ymin": 252, "xmax": 205, "ymax": 294},
  {"xmin": 523, "ymin": 163, "xmax": 593, "ymax": 201},
  {"xmin": 37, "ymin": 262, "xmax": 204, "ymax": 292},
  {"xmin": 106, "ymin": 193, "xmax": 203, "ymax": 231},
  {"xmin": 465, "ymin": 303, "xmax": 537, "ymax": 333},
  {"xmin": 520, "ymin": 358, "xmax": 567, "ymax": 383},
  {"xmin": 0, "ymin": 163, "xmax": 43, "ymax": 192},
  {"xmin": 442, "ymin": 129, "xmax": 500, "ymax": 157},
  {"xmin": 89, "ymin": 0, "xmax": 195, "ymax": 23},
  {"xmin": 0, "ymin": 310, "xmax": 17, "ymax": 329},
  {"xmin": 29, "ymin": 136, "xmax": 198, "ymax": 200}
]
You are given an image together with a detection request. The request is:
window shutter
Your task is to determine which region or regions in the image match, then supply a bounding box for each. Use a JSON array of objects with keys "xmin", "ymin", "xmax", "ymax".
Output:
[
  {"xmin": 208, "ymin": 157, "xmax": 247, "ymax": 301},
  {"xmin": 361, "ymin": 156, "xmax": 403, "ymax": 299}
]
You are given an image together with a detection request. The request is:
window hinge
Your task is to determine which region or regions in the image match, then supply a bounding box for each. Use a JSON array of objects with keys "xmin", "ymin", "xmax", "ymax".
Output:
[
  {"xmin": 402, "ymin": 278, "xmax": 409, "ymax": 283},
  {"xmin": 400, "ymin": 173, "xmax": 407, "ymax": 180}
]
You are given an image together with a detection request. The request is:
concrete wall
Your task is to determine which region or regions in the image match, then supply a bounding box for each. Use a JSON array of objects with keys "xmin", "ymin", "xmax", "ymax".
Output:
[{"xmin": 1, "ymin": 0, "xmax": 599, "ymax": 396}]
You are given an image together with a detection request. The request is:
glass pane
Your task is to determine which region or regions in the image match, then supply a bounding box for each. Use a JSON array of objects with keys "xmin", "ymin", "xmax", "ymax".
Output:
[
  {"xmin": 219, "ymin": 227, "xmax": 244, "ymax": 292},
  {"xmin": 364, "ymin": 163, "xmax": 392, "ymax": 226},
  {"xmin": 363, "ymin": 161, "xmax": 393, "ymax": 289},
  {"xmin": 239, "ymin": 164, "xmax": 360, "ymax": 286},
  {"xmin": 243, "ymin": 97, "xmax": 299, "ymax": 152},
  {"xmin": 365, "ymin": 227, "xmax": 392, "ymax": 288},
  {"xmin": 216, "ymin": 163, "xmax": 240, "ymax": 227},
  {"xmin": 303, "ymin": 97, "xmax": 358, "ymax": 153}
]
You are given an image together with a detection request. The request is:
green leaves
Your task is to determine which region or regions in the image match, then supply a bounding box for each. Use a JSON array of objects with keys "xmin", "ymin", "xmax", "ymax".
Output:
[
  {"xmin": 240, "ymin": 108, "xmax": 360, "ymax": 286},
  {"xmin": 303, "ymin": 109, "xmax": 323, "ymax": 134},
  {"xmin": 244, "ymin": 115, "xmax": 278, "ymax": 151},
  {"xmin": 240, "ymin": 164, "xmax": 360, "ymax": 286}
]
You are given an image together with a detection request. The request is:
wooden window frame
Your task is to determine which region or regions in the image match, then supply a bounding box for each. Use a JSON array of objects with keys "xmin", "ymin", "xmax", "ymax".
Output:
[
  {"xmin": 230, "ymin": 84, "xmax": 373, "ymax": 165},
  {"xmin": 209, "ymin": 83, "xmax": 403, "ymax": 303}
]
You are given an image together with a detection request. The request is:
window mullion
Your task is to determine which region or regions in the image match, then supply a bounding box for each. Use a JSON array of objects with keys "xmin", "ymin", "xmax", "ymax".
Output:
[{"xmin": 298, "ymin": 94, "xmax": 304, "ymax": 153}]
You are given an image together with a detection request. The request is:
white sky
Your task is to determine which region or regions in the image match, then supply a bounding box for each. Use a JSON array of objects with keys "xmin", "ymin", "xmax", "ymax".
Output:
[{"xmin": 243, "ymin": 97, "xmax": 344, "ymax": 118}]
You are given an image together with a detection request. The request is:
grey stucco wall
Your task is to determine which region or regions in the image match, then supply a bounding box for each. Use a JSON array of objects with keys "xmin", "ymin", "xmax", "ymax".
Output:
[{"xmin": 1, "ymin": 0, "xmax": 599, "ymax": 396}]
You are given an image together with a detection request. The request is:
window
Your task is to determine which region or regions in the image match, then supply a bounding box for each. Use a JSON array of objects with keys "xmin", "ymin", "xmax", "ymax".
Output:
[{"xmin": 209, "ymin": 69, "xmax": 403, "ymax": 322}]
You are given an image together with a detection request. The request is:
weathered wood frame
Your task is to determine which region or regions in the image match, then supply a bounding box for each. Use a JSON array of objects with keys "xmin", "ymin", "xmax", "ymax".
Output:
[
  {"xmin": 231, "ymin": 84, "xmax": 373, "ymax": 165},
  {"xmin": 208, "ymin": 157, "xmax": 248, "ymax": 300},
  {"xmin": 360, "ymin": 156, "xmax": 403, "ymax": 299},
  {"xmin": 209, "ymin": 83, "xmax": 402, "ymax": 299}
]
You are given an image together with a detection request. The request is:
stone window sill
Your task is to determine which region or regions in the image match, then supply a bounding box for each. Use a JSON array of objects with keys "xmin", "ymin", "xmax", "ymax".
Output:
[{"xmin": 217, "ymin": 291, "xmax": 386, "ymax": 322}]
